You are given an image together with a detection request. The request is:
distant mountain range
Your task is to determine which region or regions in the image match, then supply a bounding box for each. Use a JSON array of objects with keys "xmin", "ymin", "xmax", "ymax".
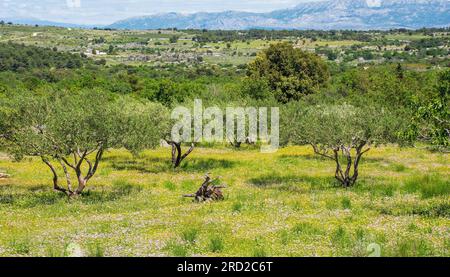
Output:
[
  {"xmin": 0, "ymin": 18, "xmax": 93, "ymax": 29},
  {"xmin": 108, "ymin": 0, "xmax": 450, "ymax": 30}
]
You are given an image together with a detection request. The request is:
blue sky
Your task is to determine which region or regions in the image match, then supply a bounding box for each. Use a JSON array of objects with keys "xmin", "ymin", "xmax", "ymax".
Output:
[{"xmin": 0, "ymin": 0, "xmax": 320, "ymax": 25}]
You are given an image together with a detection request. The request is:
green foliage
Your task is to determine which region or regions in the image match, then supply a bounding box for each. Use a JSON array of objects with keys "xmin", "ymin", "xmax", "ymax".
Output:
[
  {"xmin": 405, "ymin": 69, "xmax": 449, "ymax": 148},
  {"xmin": 0, "ymin": 42, "xmax": 91, "ymax": 72},
  {"xmin": 246, "ymin": 42, "xmax": 329, "ymax": 102},
  {"xmin": 139, "ymin": 78, "xmax": 205, "ymax": 107},
  {"xmin": 231, "ymin": 202, "xmax": 243, "ymax": 213},
  {"xmin": 240, "ymin": 77, "xmax": 273, "ymax": 100},
  {"xmin": 331, "ymin": 226, "xmax": 350, "ymax": 246},
  {"xmin": 0, "ymin": 90, "xmax": 169, "ymax": 158},
  {"xmin": 392, "ymin": 238, "xmax": 434, "ymax": 257},
  {"xmin": 330, "ymin": 65, "xmax": 427, "ymax": 107},
  {"xmin": 9, "ymin": 237, "xmax": 31, "ymax": 255},
  {"xmin": 292, "ymin": 222, "xmax": 322, "ymax": 236},
  {"xmin": 282, "ymin": 103, "xmax": 403, "ymax": 149},
  {"xmin": 252, "ymin": 246, "xmax": 268, "ymax": 257},
  {"xmin": 163, "ymin": 181, "xmax": 176, "ymax": 191},
  {"xmin": 341, "ymin": 197, "xmax": 352, "ymax": 209}
]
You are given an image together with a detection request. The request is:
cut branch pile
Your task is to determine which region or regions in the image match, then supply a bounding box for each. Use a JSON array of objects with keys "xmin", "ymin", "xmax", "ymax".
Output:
[{"xmin": 183, "ymin": 174, "xmax": 226, "ymax": 202}]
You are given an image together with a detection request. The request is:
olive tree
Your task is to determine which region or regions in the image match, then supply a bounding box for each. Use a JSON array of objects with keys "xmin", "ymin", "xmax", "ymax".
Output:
[
  {"xmin": 0, "ymin": 91, "xmax": 169, "ymax": 197},
  {"xmin": 282, "ymin": 103, "xmax": 403, "ymax": 187}
]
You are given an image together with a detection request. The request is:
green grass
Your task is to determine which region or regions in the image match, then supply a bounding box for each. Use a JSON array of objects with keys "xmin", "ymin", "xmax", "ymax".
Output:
[
  {"xmin": 87, "ymin": 242, "xmax": 105, "ymax": 257},
  {"xmin": 403, "ymin": 174, "xmax": 450, "ymax": 198},
  {"xmin": 292, "ymin": 222, "xmax": 323, "ymax": 236},
  {"xmin": 0, "ymin": 146, "xmax": 448, "ymax": 257},
  {"xmin": 341, "ymin": 197, "xmax": 352, "ymax": 210},
  {"xmin": 181, "ymin": 228, "xmax": 199, "ymax": 244},
  {"xmin": 165, "ymin": 240, "xmax": 189, "ymax": 257},
  {"xmin": 9, "ymin": 237, "xmax": 31, "ymax": 255},
  {"xmin": 208, "ymin": 236, "xmax": 225, "ymax": 253}
]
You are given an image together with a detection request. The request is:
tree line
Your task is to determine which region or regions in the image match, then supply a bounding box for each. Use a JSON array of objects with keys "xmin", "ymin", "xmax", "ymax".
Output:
[{"xmin": 0, "ymin": 42, "xmax": 96, "ymax": 72}]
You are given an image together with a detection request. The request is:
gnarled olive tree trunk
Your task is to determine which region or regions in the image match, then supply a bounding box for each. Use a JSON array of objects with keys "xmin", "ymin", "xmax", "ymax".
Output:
[
  {"xmin": 165, "ymin": 140, "xmax": 194, "ymax": 168},
  {"xmin": 311, "ymin": 142, "xmax": 370, "ymax": 187},
  {"xmin": 41, "ymin": 146, "xmax": 104, "ymax": 197}
]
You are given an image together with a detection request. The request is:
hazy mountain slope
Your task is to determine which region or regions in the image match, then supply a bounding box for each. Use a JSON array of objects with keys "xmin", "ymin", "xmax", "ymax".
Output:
[
  {"xmin": 109, "ymin": 0, "xmax": 450, "ymax": 30},
  {"xmin": 1, "ymin": 17, "xmax": 93, "ymax": 28}
]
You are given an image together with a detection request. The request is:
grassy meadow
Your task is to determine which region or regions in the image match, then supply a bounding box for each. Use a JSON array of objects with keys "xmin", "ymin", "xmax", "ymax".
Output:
[{"xmin": 0, "ymin": 146, "xmax": 448, "ymax": 257}]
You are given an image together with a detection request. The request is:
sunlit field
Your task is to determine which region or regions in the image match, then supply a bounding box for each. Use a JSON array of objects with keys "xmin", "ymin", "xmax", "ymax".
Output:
[{"xmin": 0, "ymin": 146, "xmax": 448, "ymax": 257}]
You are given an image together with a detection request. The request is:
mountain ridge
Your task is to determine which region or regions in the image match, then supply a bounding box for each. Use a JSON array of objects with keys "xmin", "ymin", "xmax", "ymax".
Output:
[{"xmin": 108, "ymin": 0, "xmax": 450, "ymax": 30}]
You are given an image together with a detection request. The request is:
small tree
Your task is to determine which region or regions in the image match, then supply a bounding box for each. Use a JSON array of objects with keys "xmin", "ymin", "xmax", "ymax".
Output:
[
  {"xmin": 0, "ymin": 91, "xmax": 169, "ymax": 197},
  {"xmin": 282, "ymin": 103, "xmax": 403, "ymax": 187}
]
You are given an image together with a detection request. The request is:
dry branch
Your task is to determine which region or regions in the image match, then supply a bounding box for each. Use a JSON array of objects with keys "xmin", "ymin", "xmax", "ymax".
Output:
[{"xmin": 184, "ymin": 174, "xmax": 226, "ymax": 202}]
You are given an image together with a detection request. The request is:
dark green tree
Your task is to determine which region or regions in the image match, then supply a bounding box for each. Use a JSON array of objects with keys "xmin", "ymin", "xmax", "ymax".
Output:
[{"xmin": 247, "ymin": 42, "xmax": 329, "ymax": 103}]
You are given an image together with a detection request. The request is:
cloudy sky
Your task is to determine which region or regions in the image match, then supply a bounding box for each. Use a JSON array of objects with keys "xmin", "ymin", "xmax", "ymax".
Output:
[{"xmin": 0, "ymin": 0, "xmax": 321, "ymax": 25}]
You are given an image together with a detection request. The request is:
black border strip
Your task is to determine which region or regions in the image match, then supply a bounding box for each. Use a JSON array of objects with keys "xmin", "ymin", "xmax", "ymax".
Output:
[{"xmin": 1, "ymin": 257, "xmax": 449, "ymax": 274}]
